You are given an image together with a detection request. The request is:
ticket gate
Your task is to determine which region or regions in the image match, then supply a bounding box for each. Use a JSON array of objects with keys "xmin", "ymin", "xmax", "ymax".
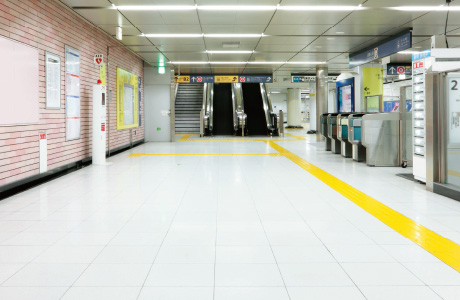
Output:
[
  {"xmin": 327, "ymin": 113, "xmax": 341, "ymax": 154},
  {"xmin": 337, "ymin": 113, "xmax": 352, "ymax": 158},
  {"xmin": 320, "ymin": 113, "xmax": 331, "ymax": 151},
  {"xmin": 348, "ymin": 114, "xmax": 367, "ymax": 162}
]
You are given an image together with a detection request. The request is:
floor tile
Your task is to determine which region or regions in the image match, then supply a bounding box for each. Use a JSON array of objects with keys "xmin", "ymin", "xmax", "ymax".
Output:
[
  {"xmin": 61, "ymin": 287, "xmax": 140, "ymax": 300},
  {"xmin": 0, "ymin": 246, "xmax": 46, "ymax": 263},
  {"xmin": 138, "ymin": 287, "xmax": 213, "ymax": 300},
  {"xmin": 381, "ymin": 245, "xmax": 442, "ymax": 263},
  {"xmin": 288, "ymin": 287, "xmax": 366, "ymax": 300},
  {"xmin": 93, "ymin": 246, "xmax": 159, "ymax": 264},
  {"xmin": 33, "ymin": 245, "xmax": 104, "ymax": 263},
  {"xmin": 403, "ymin": 263, "xmax": 460, "ymax": 285},
  {"xmin": 73, "ymin": 264, "xmax": 150, "ymax": 287},
  {"xmin": 3, "ymin": 263, "xmax": 87, "ymax": 287},
  {"xmin": 278, "ymin": 263, "xmax": 354, "ymax": 287},
  {"xmin": 155, "ymin": 246, "xmax": 215, "ymax": 264},
  {"xmin": 360, "ymin": 286, "xmax": 442, "ymax": 300},
  {"xmin": 341, "ymin": 263, "xmax": 424, "ymax": 286},
  {"xmin": 0, "ymin": 264, "xmax": 24, "ymax": 284},
  {"xmin": 216, "ymin": 246, "xmax": 275, "ymax": 264},
  {"xmin": 144, "ymin": 264, "xmax": 214, "ymax": 287},
  {"xmin": 271, "ymin": 246, "xmax": 335, "ymax": 263},
  {"xmin": 327, "ymin": 245, "xmax": 395, "ymax": 263},
  {"xmin": 215, "ymin": 287, "xmax": 289, "ymax": 300},
  {"xmin": 431, "ymin": 286, "xmax": 460, "ymax": 300},
  {"xmin": 0, "ymin": 287, "xmax": 67, "ymax": 300},
  {"xmin": 215, "ymin": 264, "xmax": 284, "ymax": 287}
]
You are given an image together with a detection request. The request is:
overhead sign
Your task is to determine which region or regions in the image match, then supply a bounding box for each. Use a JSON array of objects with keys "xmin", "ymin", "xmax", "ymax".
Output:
[
  {"xmin": 174, "ymin": 76, "xmax": 190, "ymax": 83},
  {"xmin": 387, "ymin": 63, "xmax": 412, "ymax": 76},
  {"xmin": 362, "ymin": 67, "xmax": 383, "ymax": 99},
  {"xmin": 412, "ymin": 50, "xmax": 431, "ymax": 61},
  {"xmin": 191, "ymin": 75, "xmax": 214, "ymax": 83},
  {"xmin": 292, "ymin": 75, "xmax": 338, "ymax": 83},
  {"xmin": 176, "ymin": 75, "xmax": 273, "ymax": 84},
  {"xmin": 215, "ymin": 75, "xmax": 238, "ymax": 83},
  {"xmin": 350, "ymin": 30, "xmax": 412, "ymax": 68},
  {"xmin": 94, "ymin": 54, "xmax": 103, "ymax": 66}
]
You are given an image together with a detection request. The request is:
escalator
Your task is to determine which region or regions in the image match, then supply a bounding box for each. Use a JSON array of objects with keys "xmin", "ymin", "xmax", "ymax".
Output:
[
  {"xmin": 212, "ymin": 83, "xmax": 234, "ymax": 135},
  {"xmin": 242, "ymin": 83, "xmax": 269, "ymax": 136}
]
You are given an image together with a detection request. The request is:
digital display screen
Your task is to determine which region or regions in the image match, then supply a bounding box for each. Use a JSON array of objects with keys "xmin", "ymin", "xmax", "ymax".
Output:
[{"xmin": 339, "ymin": 85, "xmax": 352, "ymax": 112}]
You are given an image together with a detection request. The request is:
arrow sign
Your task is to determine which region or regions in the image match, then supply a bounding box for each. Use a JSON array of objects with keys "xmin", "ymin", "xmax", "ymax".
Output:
[
  {"xmin": 191, "ymin": 77, "xmax": 197, "ymax": 82},
  {"xmin": 389, "ymin": 67, "xmax": 396, "ymax": 74}
]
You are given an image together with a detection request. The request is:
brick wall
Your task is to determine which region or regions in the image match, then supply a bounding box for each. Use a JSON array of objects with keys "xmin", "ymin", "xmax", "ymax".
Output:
[{"xmin": 0, "ymin": 0, "xmax": 144, "ymax": 187}]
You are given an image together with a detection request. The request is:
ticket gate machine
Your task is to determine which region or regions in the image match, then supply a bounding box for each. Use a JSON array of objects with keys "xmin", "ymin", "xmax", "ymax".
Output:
[
  {"xmin": 320, "ymin": 113, "xmax": 331, "ymax": 151},
  {"xmin": 327, "ymin": 113, "xmax": 341, "ymax": 154},
  {"xmin": 348, "ymin": 114, "xmax": 367, "ymax": 162},
  {"xmin": 337, "ymin": 113, "xmax": 352, "ymax": 158}
]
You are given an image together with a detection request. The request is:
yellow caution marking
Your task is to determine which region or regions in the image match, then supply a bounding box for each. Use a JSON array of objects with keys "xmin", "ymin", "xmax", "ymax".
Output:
[
  {"xmin": 178, "ymin": 134, "xmax": 193, "ymax": 141},
  {"xmin": 266, "ymin": 140, "xmax": 460, "ymax": 272},
  {"xmin": 448, "ymin": 170, "xmax": 460, "ymax": 178},
  {"xmin": 284, "ymin": 133, "xmax": 307, "ymax": 140},
  {"xmin": 129, "ymin": 153, "xmax": 272, "ymax": 157}
]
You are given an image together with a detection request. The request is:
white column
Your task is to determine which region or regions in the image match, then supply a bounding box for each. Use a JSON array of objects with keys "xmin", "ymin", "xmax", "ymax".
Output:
[
  {"xmin": 287, "ymin": 88, "xmax": 302, "ymax": 127},
  {"xmin": 316, "ymin": 65, "xmax": 328, "ymax": 141},
  {"xmin": 92, "ymin": 84, "xmax": 107, "ymax": 165}
]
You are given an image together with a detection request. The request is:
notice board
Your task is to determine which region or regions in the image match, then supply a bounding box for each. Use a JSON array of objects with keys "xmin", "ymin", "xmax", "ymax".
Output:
[
  {"xmin": 116, "ymin": 68, "xmax": 139, "ymax": 130},
  {"xmin": 65, "ymin": 46, "xmax": 81, "ymax": 140},
  {"xmin": 0, "ymin": 36, "xmax": 39, "ymax": 126}
]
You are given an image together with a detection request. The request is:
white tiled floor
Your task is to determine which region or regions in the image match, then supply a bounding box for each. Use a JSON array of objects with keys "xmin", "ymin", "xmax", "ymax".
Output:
[{"xmin": 1, "ymin": 133, "xmax": 460, "ymax": 299}]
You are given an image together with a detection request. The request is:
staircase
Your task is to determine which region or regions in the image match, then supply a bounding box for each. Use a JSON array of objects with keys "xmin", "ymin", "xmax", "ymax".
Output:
[{"xmin": 175, "ymin": 83, "xmax": 203, "ymax": 134}]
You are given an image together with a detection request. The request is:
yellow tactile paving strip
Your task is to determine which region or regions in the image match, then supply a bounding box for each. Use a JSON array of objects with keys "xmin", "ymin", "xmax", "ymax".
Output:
[
  {"xmin": 448, "ymin": 170, "xmax": 460, "ymax": 178},
  {"xmin": 129, "ymin": 153, "xmax": 275, "ymax": 157},
  {"xmin": 266, "ymin": 140, "xmax": 460, "ymax": 273}
]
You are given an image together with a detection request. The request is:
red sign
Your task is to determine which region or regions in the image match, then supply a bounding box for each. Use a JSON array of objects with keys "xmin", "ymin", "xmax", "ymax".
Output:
[
  {"xmin": 413, "ymin": 61, "xmax": 424, "ymax": 69},
  {"xmin": 40, "ymin": 134, "xmax": 46, "ymax": 140},
  {"xmin": 101, "ymin": 123, "xmax": 105, "ymax": 132},
  {"xmin": 197, "ymin": 76, "xmax": 202, "ymax": 82},
  {"xmin": 397, "ymin": 66, "xmax": 405, "ymax": 74},
  {"xmin": 240, "ymin": 76, "xmax": 246, "ymax": 82}
]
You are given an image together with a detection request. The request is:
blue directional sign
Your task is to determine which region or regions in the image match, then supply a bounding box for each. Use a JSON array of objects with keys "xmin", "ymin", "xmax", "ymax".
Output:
[
  {"xmin": 190, "ymin": 75, "xmax": 214, "ymax": 83},
  {"xmin": 412, "ymin": 50, "xmax": 431, "ymax": 61},
  {"xmin": 292, "ymin": 76, "xmax": 316, "ymax": 83},
  {"xmin": 350, "ymin": 30, "xmax": 412, "ymax": 68},
  {"xmin": 239, "ymin": 75, "xmax": 273, "ymax": 83},
  {"xmin": 387, "ymin": 63, "xmax": 412, "ymax": 76}
]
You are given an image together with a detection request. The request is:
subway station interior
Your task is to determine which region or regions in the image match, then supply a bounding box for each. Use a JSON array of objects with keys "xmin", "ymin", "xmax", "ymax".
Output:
[{"xmin": 2, "ymin": 0, "xmax": 460, "ymax": 299}]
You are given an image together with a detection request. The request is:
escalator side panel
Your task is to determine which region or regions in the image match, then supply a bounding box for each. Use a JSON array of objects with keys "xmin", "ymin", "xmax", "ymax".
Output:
[
  {"xmin": 242, "ymin": 83, "xmax": 268, "ymax": 136},
  {"xmin": 212, "ymin": 83, "xmax": 234, "ymax": 135}
]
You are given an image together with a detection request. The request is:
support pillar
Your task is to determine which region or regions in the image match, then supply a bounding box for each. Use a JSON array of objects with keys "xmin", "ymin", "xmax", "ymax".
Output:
[
  {"xmin": 316, "ymin": 65, "xmax": 328, "ymax": 141},
  {"xmin": 287, "ymin": 88, "xmax": 302, "ymax": 128}
]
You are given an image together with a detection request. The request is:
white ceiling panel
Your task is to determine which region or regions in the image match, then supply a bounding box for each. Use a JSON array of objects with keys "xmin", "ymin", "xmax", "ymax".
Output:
[
  {"xmin": 121, "ymin": 36, "xmax": 152, "ymax": 46},
  {"xmin": 158, "ymin": 11, "xmax": 200, "ymax": 25},
  {"xmin": 98, "ymin": 25, "xmax": 139, "ymax": 36},
  {"xmin": 412, "ymin": 12, "xmax": 460, "ymax": 26},
  {"xmin": 147, "ymin": 37, "xmax": 205, "ymax": 46},
  {"xmin": 198, "ymin": 11, "xmax": 237, "ymax": 25},
  {"xmin": 157, "ymin": 44, "xmax": 207, "ymax": 52},
  {"xmin": 137, "ymin": 25, "xmax": 202, "ymax": 34},
  {"xmin": 121, "ymin": 11, "xmax": 166, "ymax": 25},
  {"xmin": 365, "ymin": 0, "xmax": 446, "ymax": 7},
  {"xmin": 138, "ymin": 52, "xmax": 165, "ymax": 62},
  {"xmin": 209, "ymin": 54, "xmax": 252, "ymax": 62},
  {"xmin": 255, "ymin": 44, "xmax": 306, "ymax": 52},
  {"xmin": 74, "ymin": 9, "xmax": 129, "ymax": 25},
  {"xmin": 172, "ymin": 66, "xmax": 213, "ymax": 74},
  {"xmin": 290, "ymin": 52, "xmax": 340, "ymax": 62},
  {"xmin": 196, "ymin": 0, "xmax": 279, "ymax": 4},
  {"xmin": 325, "ymin": 24, "xmax": 396, "ymax": 36},
  {"xmin": 113, "ymin": 0, "xmax": 194, "ymax": 4},
  {"xmin": 61, "ymin": 0, "xmax": 110, "ymax": 6},
  {"xmin": 234, "ymin": 11, "xmax": 274, "ymax": 25},
  {"xmin": 339, "ymin": 10, "xmax": 426, "ymax": 26},
  {"xmin": 205, "ymin": 38, "xmax": 259, "ymax": 48},
  {"xmin": 252, "ymin": 53, "xmax": 295, "ymax": 61},
  {"xmin": 165, "ymin": 53, "xmax": 209, "ymax": 61},
  {"xmin": 281, "ymin": 0, "xmax": 363, "ymax": 4},
  {"xmin": 271, "ymin": 11, "xmax": 349, "ymax": 25},
  {"xmin": 128, "ymin": 46, "xmax": 158, "ymax": 52},
  {"xmin": 201, "ymin": 25, "xmax": 266, "ymax": 34},
  {"xmin": 258, "ymin": 36, "xmax": 316, "ymax": 45},
  {"xmin": 265, "ymin": 25, "xmax": 331, "ymax": 36}
]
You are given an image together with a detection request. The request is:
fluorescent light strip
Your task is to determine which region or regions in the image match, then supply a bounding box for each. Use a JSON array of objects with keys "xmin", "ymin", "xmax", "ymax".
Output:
[
  {"xmin": 143, "ymin": 33, "xmax": 264, "ymax": 38},
  {"xmin": 115, "ymin": 5, "xmax": 364, "ymax": 11},
  {"xmin": 169, "ymin": 61, "xmax": 325, "ymax": 65},
  {"xmin": 206, "ymin": 50, "xmax": 254, "ymax": 54},
  {"xmin": 391, "ymin": 6, "xmax": 460, "ymax": 11}
]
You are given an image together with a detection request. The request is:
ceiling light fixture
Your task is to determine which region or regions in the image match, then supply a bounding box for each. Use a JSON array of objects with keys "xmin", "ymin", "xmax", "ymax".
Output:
[
  {"xmin": 142, "ymin": 33, "xmax": 265, "ymax": 38},
  {"xmin": 115, "ymin": 5, "xmax": 196, "ymax": 11},
  {"xmin": 278, "ymin": 6, "xmax": 365, "ymax": 11},
  {"xmin": 206, "ymin": 50, "xmax": 253, "ymax": 54},
  {"xmin": 169, "ymin": 61, "xmax": 325, "ymax": 65},
  {"xmin": 116, "ymin": 27, "xmax": 122, "ymax": 40},
  {"xmin": 205, "ymin": 34, "xmax": 264, "ymax": 38},
  {"xmin": 198, "ymin": 5, "xmax": 277, "ymax": 11},
  {"xmin": 336, "ymin": 32, "xmax": 345, "ymax": 34},
  {"xmin": 391, "ymin": 6, "xmax": 460, "ymax": 11},
  {"xmin": 114, "ymin": 5, "xmax": 365, "ymax": 11}
]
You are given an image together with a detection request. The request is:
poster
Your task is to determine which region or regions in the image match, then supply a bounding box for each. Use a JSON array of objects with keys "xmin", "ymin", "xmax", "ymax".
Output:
[
  {"xmin": 99, "ymin": 63, "xmax": 107, "ymax": 86},
  {"xmin": 138, "ymin": 77, "xmax": 142, "ymax": 126},
  {"xmin": 65, "ymin": 46, "xmax": 81, "ymax": 140},
  {"xmin": 45, "ymin": 52, "xmax": 61, "ymax": 109},
  {"xmin": 116, "ymin": 68, "xmax": 139, "ymax": 130},
  {"xmin": 339, "ymin": 85, "xmax": 352, "ymax": 112}
]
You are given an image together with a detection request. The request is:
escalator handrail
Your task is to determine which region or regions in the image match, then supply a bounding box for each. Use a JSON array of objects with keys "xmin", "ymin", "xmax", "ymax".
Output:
[
  {"xmin": 209, "ymin": 83, "xmax": 214, "ymax": 131},
  {"xmin": 231, "ymin": 84, "xmax": 238, "ymax": 131},
  {"xmin": 260, "ymin": 83, "xmax": 274, "ymax": 130}
]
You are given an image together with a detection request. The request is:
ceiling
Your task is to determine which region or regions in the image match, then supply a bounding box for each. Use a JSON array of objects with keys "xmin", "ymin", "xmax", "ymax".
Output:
[{"xmin": 61, "ymin": 0, "xmax": 460, "ymax": 75}]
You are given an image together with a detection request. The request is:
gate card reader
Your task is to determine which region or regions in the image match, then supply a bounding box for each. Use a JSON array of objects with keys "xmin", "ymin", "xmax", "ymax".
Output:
[
  {"xmin": 320, "ymin": 113, "xmax": 331, "ymax": 151},
  {"xmin": 327, "ymin": 113, "xmax": 341, "ymax": 154},
  {"xmin": 348, "ymin": 114, "xmax": 367, "ymax": 162},
  {"xmin": 337, "ymin": 113, "xmax": 353, "ymax": 158}
]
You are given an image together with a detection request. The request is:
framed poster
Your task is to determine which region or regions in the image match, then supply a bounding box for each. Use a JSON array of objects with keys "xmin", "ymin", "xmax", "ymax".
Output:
[
  {"xmin": 45, "ymin": 52, "xmax": 61, "ymax": 109},
  {"xmin": 65, "ymin": 46, "xmax": 81, "ymax": 140},
  {"xmin": 116, "ymin": 68, "xmax": 139, "ymax": 130}
]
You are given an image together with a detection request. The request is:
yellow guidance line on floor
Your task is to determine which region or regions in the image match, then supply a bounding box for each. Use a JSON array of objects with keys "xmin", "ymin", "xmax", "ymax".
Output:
[
  {"xmin": 177, "ymin": 134, "xmax": 302, "ymax": 142},
  {"xmin": 178, "ymin": 134, "xmax": 193, "ymax": 141},
  {"xmin": 129, "ymin": 153, "xmax": 276, "ymax": 157},
  {"xmin": 284, "ymin": 133, "xmax": 307, "ymax": 140},
  {"xmin": 448, "ymin": 170, "xmax": 460, "ymax": 178},
  {"xmin": 266, "ymin": 140, "xmax": 460, "ymax": 272}
]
